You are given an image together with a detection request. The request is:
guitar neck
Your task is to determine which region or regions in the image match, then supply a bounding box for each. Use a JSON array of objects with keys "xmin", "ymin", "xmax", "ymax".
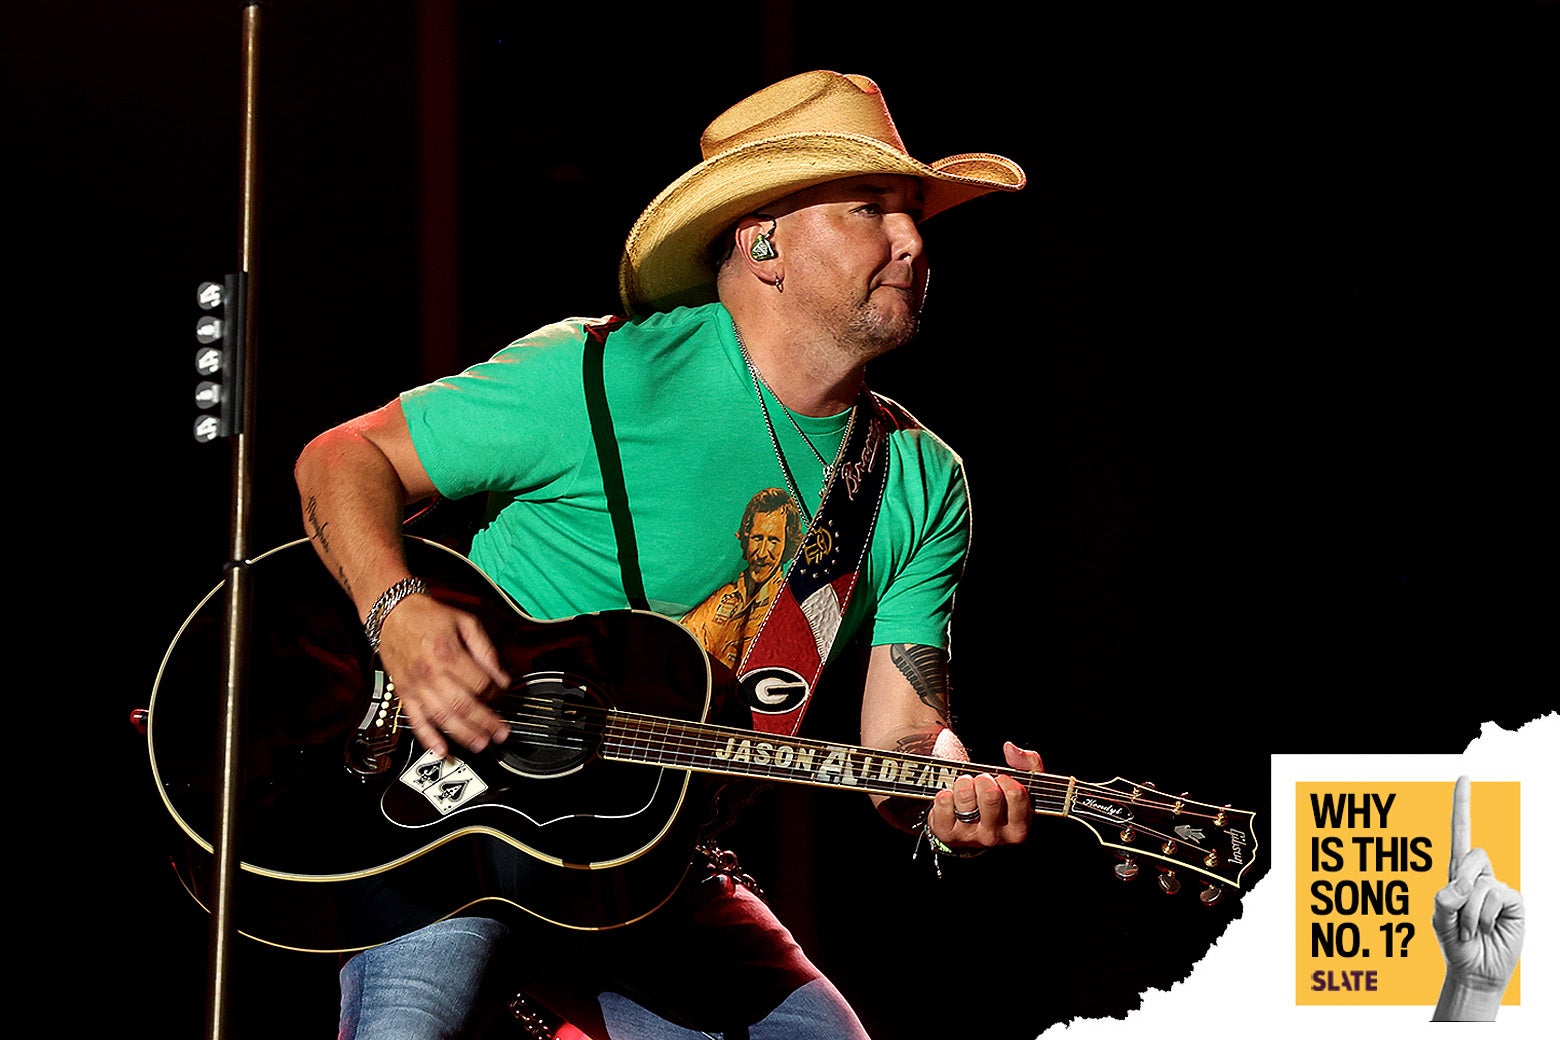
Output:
[
  {"xmin": 602, "ymin": 708, "xmax": 1067, "ymax": 811},
  {"xmin": 598, "ymin": 708, "xmax": 1258, "ymax": 891}
]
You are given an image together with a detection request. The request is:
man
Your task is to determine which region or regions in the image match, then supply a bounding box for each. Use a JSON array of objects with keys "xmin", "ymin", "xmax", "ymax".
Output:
[{"xmin": 295, "ymin": 70, "xmax": 1036, "ymax": 1039}]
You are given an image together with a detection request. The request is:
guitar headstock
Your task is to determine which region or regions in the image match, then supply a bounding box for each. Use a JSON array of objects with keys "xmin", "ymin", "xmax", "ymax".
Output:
[{"xmin": 1053, "ymin": 776, "xmax": 1260, "ymax": 901}]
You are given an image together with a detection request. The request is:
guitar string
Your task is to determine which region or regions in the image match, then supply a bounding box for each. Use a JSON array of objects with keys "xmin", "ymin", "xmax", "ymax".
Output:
[
  {"xmin": 388, "ymin": 700, "xmax": 1239, "ymax": 829},
  {"xmin": 410, "ymin": 724, "xmax": 1225, "ymax": 853},
  {"xmin": 415, "ymin": 697, "xmax": 1206, "ymax": 810},
  {"xmin": 390, "ymin": 704, "xmax": 1237, "ymax": 869}
]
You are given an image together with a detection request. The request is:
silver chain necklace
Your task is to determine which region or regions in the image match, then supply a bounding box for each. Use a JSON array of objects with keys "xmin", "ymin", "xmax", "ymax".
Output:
[{"xmin": 734, "ymin": 326, "xmax": 853, "ymax": 522}]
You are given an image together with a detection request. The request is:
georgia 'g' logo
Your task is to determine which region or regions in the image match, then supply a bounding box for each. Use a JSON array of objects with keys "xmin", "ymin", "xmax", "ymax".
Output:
[{"xmin": 738, "ymin": 666, "xmax": 811, "ymax": 716}]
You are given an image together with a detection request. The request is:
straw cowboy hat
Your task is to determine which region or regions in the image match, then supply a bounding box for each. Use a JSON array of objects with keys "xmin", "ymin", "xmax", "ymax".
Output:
[{"xmin": 618, "ymin": 70, "xmax": 1026, "ymax": 315}]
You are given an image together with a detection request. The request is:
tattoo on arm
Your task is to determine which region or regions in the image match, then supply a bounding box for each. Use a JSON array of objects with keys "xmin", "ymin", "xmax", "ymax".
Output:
[
  {"xmin": 889, "ymin": 643, "xmax": 950, "ymax": 721},
  {"xmin": 894, "ymin": 731, "xmax": 939, "ymax": 756},
  {"xmin": 878, "ymin": 645, "xmax": 955, "ymax": 834},
  {"xmin": 303, "ymin": 496, "xmax": 351, "ymax": 597},
  {"xmin": 304, "ymin": 495, "xmax": 331, "ymax": 554}
]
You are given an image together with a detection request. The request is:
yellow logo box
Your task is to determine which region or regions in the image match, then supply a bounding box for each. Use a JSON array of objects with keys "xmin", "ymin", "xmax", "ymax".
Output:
[{"xmin": 1294, "ymin": 780, "xmax": 1519, "ymax": 1006}]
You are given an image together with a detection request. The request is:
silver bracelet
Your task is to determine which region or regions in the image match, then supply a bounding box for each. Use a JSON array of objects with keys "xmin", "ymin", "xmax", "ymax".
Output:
[{"xmin": 364, "ymin": 576, "xmax": 429, "ymax": 652}]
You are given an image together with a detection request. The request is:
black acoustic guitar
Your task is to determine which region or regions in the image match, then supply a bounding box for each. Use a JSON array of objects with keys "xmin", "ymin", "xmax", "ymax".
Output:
[{"xmin": 145, "ymin": 536, "xmax": 1261, "ymax": 953}]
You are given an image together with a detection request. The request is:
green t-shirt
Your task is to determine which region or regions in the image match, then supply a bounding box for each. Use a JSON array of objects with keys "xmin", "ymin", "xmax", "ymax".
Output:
[{"xmin": 401, "ymin": 302, "xmax": 970, "ymax": 662}]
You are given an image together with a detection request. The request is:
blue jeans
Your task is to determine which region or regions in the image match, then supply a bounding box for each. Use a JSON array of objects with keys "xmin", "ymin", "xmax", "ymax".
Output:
[{"xmin": 337, "ymin": 878, "xmax": 870, "ymax": 1040}]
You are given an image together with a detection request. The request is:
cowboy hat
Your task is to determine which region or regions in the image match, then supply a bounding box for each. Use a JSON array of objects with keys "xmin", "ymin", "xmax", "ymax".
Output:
[{"xmin": 618, "ymin": 70, "xmax": 1026, "ymax": 315}]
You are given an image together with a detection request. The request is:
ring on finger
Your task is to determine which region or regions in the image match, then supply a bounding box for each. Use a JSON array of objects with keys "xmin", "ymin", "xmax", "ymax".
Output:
[{"xmin": 953, "ymin": 807, "xmax": 981, "ymax": 824}]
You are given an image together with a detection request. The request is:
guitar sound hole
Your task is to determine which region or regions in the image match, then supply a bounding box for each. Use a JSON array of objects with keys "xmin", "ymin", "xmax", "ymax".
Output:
[{"xmin": 494, "ymin": 673, "xmax": 605, "ymax": 778}]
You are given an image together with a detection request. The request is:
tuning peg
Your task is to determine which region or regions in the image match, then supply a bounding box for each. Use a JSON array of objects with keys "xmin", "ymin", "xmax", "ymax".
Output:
[
  {"xmin": 1157, "ymin": 869, "xmax": 1181, "ymax": 895},
  {"xmin": 1200, "ymin": 883, "xmax": 1225, "ymax": 907},
  {"xmin": 1113, "ymin": 855, "xmax": 1140, "ymax": 881}
]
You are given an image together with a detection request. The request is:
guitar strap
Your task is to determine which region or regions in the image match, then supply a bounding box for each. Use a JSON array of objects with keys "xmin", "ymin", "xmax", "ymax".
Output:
[
  {"xmin": 582, "ymin": 317, "xmax": 901, "ymax": 737},
  {"xmin": 736, "ymin": 389, "xmax": 898, "ymax": 736}
]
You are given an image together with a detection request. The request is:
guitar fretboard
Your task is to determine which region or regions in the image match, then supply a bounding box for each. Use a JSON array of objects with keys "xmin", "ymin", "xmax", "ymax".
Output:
[{"xmin": 603, "ymin": 709, "xmax": 1074, "ymax": 813}]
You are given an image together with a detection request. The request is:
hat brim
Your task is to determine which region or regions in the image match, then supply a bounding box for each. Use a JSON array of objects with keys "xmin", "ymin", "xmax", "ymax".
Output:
[{"xmin": 618, "ymin": 132, "xmax": 1025, "ymax": 314}]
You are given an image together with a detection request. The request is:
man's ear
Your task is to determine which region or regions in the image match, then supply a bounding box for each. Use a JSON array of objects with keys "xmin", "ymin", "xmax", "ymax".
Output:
[{"xmin": 736, "ymin": 215, "xmax": 779, "ymax": 268}]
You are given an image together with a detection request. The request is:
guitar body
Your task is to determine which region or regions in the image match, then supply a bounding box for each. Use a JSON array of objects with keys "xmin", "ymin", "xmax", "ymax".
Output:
[{"xmin": 147, "ymin": 537, "xmax": 730, "ymax": 953}]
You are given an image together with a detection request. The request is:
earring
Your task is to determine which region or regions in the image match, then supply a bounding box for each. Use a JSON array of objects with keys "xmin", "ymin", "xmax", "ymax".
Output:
[{"xmin": 774, "ymin": 273, "xmax": 783, "ymax": 293}]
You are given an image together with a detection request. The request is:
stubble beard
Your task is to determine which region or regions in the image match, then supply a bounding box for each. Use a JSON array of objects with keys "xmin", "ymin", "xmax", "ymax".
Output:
[{"xmin": 841, "ymin": 289, "xmax": 922, "ymax": 361}]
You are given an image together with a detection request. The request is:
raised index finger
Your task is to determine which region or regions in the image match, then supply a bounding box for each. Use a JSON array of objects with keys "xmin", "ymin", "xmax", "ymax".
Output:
[{"xmin": 1448, "ymin": 774, "xmax": 1471, "ymax": 881}]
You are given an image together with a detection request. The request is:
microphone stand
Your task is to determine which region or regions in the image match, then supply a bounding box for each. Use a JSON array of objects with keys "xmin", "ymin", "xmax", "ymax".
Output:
[{"xmin": 205, "ymin": 6, "xmax": 264, "ymax": 1039}]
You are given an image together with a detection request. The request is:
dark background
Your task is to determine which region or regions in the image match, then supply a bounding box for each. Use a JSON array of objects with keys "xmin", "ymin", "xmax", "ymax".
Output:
[{"xmin": 12, "ymin": 2, "xmax": 1553, "ymax": 1038}]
